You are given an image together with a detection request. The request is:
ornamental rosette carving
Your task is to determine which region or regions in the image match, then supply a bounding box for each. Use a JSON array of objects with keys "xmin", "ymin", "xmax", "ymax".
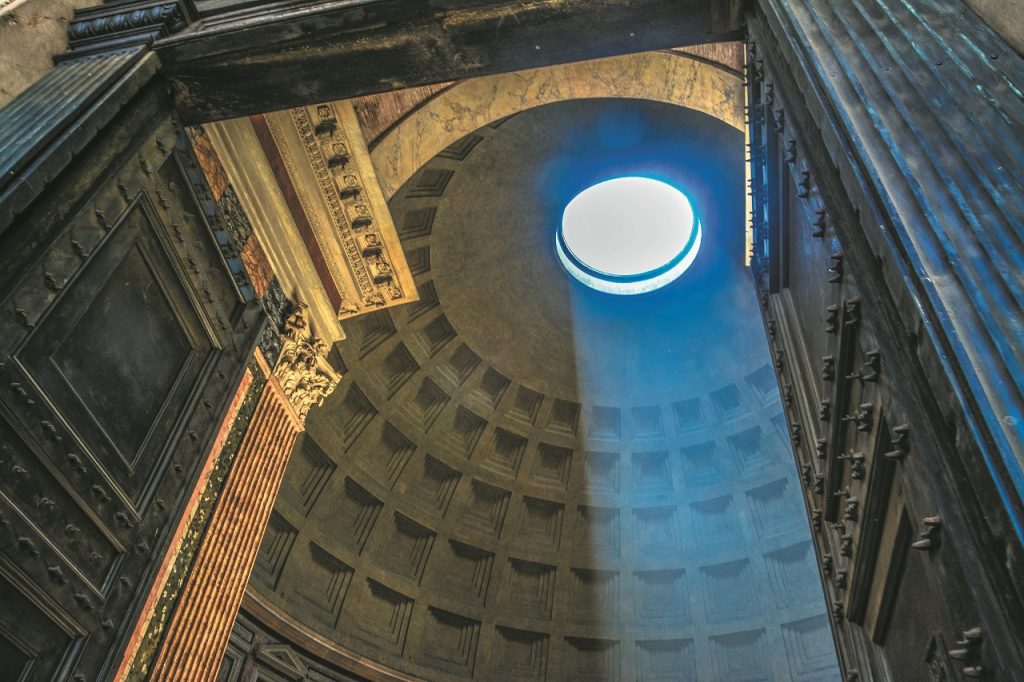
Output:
[{"xmin": 273, "ymin": 302, "xmax": 341, "ymax": 422}]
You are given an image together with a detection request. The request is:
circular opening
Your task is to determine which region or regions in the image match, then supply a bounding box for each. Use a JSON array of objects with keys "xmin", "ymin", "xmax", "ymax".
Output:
[{"xmin": 556, "ymin": 177, "xmax": 701, "ymax": 294}]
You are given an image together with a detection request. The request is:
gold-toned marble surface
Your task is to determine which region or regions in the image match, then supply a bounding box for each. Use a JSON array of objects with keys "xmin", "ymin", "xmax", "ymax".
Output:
[
  {"xmin": 206, "ymin": 100, "xmax": 418, "ymax": 343},
  {"xmin": 264, "ymin": 100, "xmax": 416, "ymax": 318},
  {"xmin": 369, "ymin": 50, "xmax": 745, "ymax": 199},
  {"xmin": 206, "ymin": 118, "xmax": 346, "ymax": 343}
]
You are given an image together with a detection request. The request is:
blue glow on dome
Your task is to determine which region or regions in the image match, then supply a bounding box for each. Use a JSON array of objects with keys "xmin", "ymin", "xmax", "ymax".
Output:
[{"xmin": 557, "ymin": 177, "xmax": 701, "ymax": 295}]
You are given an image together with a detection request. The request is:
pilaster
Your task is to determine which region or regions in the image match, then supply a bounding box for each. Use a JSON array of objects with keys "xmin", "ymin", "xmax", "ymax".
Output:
[{"xmin": 147, "ymin": 307, "xmax": 340, "ymax": 681}]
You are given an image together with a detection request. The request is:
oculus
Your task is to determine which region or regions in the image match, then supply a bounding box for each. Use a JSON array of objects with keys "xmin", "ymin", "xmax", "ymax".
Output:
[{"xmin": 556, "ymin": 177, "xmax": 701, "ymax": 295}]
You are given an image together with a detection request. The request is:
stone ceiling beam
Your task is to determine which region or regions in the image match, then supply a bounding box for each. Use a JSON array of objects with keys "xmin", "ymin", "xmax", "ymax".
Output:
[{"xmin": 154, "ymin": 0, "xmax": 745, "ymax": 123}]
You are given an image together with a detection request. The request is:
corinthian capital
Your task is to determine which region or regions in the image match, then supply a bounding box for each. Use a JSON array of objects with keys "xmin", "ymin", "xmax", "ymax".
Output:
[{"xmin": 273, "ymin": 301, "xmax": 342, "ymax": 423}]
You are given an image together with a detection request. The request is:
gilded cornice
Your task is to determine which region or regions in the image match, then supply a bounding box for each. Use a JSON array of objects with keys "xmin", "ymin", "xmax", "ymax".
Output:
[
  {"xmin": 263, "ymin": 112, "xmax": 353, "ymax": 311},
  {"xmin": 265, "ymin": 101, "xmax": 416, "ymax": 319}
]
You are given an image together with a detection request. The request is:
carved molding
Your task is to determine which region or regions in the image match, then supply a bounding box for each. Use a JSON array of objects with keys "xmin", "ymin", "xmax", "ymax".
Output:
[
  {"xmin": 204, "ymin": 100, "xmax": 417, "ymax": 345},
  {"xmin": 264, "ymin": 101, "xmax": 415, "ymax": 318},
  {"xmin": 274, "ymin": 302, "xmax": 341, "ymax": 424},
  {"xmin": 291, "ymin": 104, "xmax": 404, "ymax": 308},
  {"xmin": 69, "ymin": 3, "xmax": 182, "ymax": 40},
  {"xmin": 65, "ymin": 0, "xmax": 193, "ymax": 56},
  {"xmin": 203, "ymin": 118, "xmax": 344, "ymax": 345}
]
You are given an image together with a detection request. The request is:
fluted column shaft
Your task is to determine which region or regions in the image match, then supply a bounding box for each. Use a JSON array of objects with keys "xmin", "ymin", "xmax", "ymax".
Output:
[{"xmin": 148, "ymin": 370, "xmax": 301, "ymax": 680}]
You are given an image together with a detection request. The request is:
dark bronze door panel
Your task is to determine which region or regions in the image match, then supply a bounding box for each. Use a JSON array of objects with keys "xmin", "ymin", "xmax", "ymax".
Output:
[
  {"xmin": 748, "ymin": 0, "xmax": 1024, "ymax": 677},
  {"xmin": 16, "ymin": 197, "xmax": 214, "ymax": 511},
  {"xmin": 0, "ymin": 85, "xmax": 264, "ymax": 680}
]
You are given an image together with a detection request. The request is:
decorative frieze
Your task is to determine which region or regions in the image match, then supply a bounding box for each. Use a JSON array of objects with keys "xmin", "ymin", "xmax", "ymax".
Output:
[
  {"xmin": 206, "ymin": 99, "xmax": 417, "ymax": 345},
  {"xmin": 264, "ymin": 100, "xmax": 416, "ymax": 320}
]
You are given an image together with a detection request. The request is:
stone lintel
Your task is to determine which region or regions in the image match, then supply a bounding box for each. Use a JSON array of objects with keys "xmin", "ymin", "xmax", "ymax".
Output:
[{"xmin": 155, "ymin": 0, "xmax": 745, "ymax": 123}]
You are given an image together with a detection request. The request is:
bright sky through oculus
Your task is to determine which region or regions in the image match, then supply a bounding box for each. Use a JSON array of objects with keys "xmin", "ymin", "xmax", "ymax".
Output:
[{"xmin": 557, "ymin": 177, "xmax": 701, "ymax": 295}]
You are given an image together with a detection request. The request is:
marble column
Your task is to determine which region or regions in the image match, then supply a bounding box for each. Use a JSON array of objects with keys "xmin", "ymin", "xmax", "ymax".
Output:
[{"xmin": 148, "ymin": 308, "xmax": 340, "ymax": 681}]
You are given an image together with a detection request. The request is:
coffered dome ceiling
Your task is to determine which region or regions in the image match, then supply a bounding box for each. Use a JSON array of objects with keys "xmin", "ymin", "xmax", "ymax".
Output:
[{"xmin": 250, "ymin": 99, "xmax": 839, "ymax": 681}]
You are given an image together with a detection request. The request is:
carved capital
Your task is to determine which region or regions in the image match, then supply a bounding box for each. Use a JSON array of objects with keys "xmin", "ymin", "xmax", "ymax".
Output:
[{"xmin": 273, "ymin": 302, "xmax": 342, "ymax": 423}]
